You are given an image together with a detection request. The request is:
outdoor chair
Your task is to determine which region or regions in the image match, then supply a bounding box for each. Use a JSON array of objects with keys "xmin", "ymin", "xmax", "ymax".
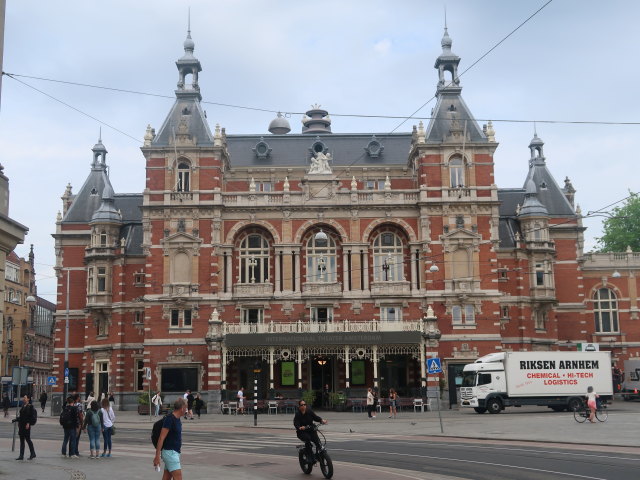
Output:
[{"xmin": 268, "ymin": 400, "xmax": 279, "ymax": 414}]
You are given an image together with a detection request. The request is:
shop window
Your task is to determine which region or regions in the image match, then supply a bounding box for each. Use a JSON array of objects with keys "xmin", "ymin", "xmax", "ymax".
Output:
[
  {"xmin": 161, "ymin": 367, "xmax": 198, "ymax": 392},
  {"xmin": 136, "ymin": 359, "xmax": 145, "ymax": 391}
]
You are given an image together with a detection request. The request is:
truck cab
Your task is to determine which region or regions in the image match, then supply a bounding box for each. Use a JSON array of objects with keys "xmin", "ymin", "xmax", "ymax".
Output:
[{"xmin": 460, "ymin": 353, "xmax": 507, "ymax": 414}]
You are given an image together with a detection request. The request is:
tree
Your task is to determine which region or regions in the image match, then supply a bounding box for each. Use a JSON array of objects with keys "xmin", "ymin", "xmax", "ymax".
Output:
[{"xmin": 596, "ymin": 193, "xmax": 640, "ymax": 252}]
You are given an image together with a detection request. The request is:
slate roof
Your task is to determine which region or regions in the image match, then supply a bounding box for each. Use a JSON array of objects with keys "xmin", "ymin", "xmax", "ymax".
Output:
[
  {"xmin": 152, "ymin": 97, "xmax": 214, "ymax": 147},
  {"xmin": 524, "ymin": 158, "xmax": 576, "ymax": 217},
  {"xmin": 63, "ymin": 166, "xmax": 112, "ymax": 223},
  {"xmin": 225, "ymin": 133, "xmax": 412, "ymax": 168},
  {"xmin": 425, "ymin": 92, "xmax": 487, "ymax": 144}
]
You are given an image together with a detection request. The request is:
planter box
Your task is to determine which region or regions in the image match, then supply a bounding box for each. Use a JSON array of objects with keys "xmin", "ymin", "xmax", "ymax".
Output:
[{"xmin": 138, "ymin": 404, "xmax": 150, "ymax": 415}]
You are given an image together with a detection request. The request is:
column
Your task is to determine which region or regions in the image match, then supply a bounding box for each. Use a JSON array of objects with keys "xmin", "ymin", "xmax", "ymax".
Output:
[
  {"xmin": 372, "ymin": 345, "xmax": 378, "ymax": 389},
  {"xmin": 411, "ymin": 248, "xmax": 419, "ymax": 290},
  {"xmin": 225, "ymin": 252, "xmax": 233, "ymax": 294},
  {"xmin": 274, "ymin": 250, "xmax": 281, "ymax": 293},
  {"xmin": 221, "ymin": 347, "xmax": 227, "ymax": 400},
  {"xmin": 294, "ymin": 251, "xmax": 301, "ymax": 292},
  {"xmin": 269, "ymin": 347, "xmax": 274, "ymax": 394},
  {"xmin": 363, "ymin": 251, "xmax": 370, "ymax": 290},
  {"xmin": 420, "ymin": 339, "xmax": 427, "ymax": 397},
  {"xmin": 297, "ymin": 346, "xmax": 303, "ymax": 390},
  {"xmin": 344, "ymin": 346, "xmax": 350, "ymax": 389},
  {"xmin": 342, "ymin": 250, "xmax": 349, "ymax": 292}
]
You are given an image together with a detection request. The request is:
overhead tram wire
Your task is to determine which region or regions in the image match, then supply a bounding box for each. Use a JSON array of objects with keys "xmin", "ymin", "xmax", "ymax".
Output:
[{"xmin": 3, "ymin": 73, "xmax": 142, "ymax": 144}]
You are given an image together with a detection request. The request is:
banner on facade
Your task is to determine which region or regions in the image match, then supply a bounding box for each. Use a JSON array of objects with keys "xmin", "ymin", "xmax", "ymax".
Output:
[
  {"xmin": 224, "ymin": 331, "xmax": 422, "ymax": 347},
  {"xmin": 281, "ymin": 361, "xmax": 295, "ymax": 386}
]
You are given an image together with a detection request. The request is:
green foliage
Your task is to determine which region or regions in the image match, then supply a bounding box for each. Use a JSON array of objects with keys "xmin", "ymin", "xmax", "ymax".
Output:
[
  {"xmin": 301, "ymin": 389, "xmax": 316, "ymax": 406},
  {"xmin": 328, "ymin": 392, "xmax": 345, "ymax": 407},
  {"xmin": 596, "ymin": 192, "xmax": 640, "ymax": 252},
  {"xmin": 138, "ymin": 391, "xmax": 153, "ymax": 405}
]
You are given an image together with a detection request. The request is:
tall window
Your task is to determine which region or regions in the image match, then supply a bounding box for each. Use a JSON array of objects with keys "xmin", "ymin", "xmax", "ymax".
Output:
[
  {"xmin": 452, "ymin": 305, "xmax": 462, "ymax": 324},
  {"xmin": 88, "ymin": 267, "xmax": 94, "ymax": 293},
  {"xmin": 97, "ymin": 267, "xmax": 107, "ymax": 292},
  {"xmin": 100, "ymin": 230, "xmax": 107, "ymax": 247},
  {"xmin": 239, "ymin": 234, "xmax": 270, "ymax": 283},
  {"xmin": 306, "ymin": 233, "xmax": 337, "ymax": 282},
  {"xmin": 372, "ymin": 232, "xmax": 403, "ymax": 282},
  {"xmin": 535, "ymin": 263, "xmax": 545, "ymax": 286},
  {"xmin": 136, "ymin": 360, "xmax": 145, "ymax": 391},
  {"xmin": 452, "ymin": 305, "xmax": 475, "ymax": 324},
  {"xmin": 176, "ymin": 162, "xmax": 190, "ymax": 192},
  {"xmin": 449, "ymin": 157, "xmax": 465, "ymax": 188},
  {"xmin": 593, "ymin": 288, "xmax": 619, "ymax": 333}
]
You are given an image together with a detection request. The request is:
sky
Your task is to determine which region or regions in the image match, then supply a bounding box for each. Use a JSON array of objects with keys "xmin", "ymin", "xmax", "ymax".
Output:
[{"xmin": 1, "ymin": 0, "xmax": 639, "ymax": 302}]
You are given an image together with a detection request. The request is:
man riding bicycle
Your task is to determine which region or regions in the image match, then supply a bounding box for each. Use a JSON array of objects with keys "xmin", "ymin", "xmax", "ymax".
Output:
[{"xmin": 294, "ymin": 399, "xmax": 328, "ymax": 462}]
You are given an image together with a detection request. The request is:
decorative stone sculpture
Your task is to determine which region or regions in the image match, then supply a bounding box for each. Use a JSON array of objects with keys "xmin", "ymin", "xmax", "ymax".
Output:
[{"xmin": 308, "ymin": 151, "xmax": 333, "ymax": 174}]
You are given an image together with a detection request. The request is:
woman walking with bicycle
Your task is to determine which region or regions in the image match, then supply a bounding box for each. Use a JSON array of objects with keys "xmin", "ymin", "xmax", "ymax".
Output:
[{"xmin": 586, "ymin": 386, "xmax": 599, "ymax": 423}]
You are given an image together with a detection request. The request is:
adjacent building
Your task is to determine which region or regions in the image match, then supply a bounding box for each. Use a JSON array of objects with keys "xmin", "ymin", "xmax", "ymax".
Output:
[{"xmin": 52, "ymin": 28, "xmax": 640, "ymax": 410}]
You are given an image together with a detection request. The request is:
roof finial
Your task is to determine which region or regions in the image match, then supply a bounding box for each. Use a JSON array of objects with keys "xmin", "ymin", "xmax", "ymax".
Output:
[
  {"xmin": 99, "ymin": 126, "xmax": 102, "ymax": 143},
  {"xmin": 533, "ymin": 121, "xmax": 537, "ymax": 137},
  {"xmin": 188, "ymin": 7, "xmax": 191, "ymax": 37},
  {"xmin": 444, "ymin": 5, "xmax": 448, "ymax": 31}
]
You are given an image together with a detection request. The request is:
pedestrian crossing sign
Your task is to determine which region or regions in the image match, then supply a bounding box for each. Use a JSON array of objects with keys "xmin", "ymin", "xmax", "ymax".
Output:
[{"xmin": 427, "ymin": 358, "xmax": 442, "ymax": 374}]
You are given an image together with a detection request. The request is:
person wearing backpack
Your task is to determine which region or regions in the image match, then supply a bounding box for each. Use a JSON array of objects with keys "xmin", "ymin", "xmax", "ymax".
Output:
[
  {"xmin": 14, "ymin": 394, "xmax": 36, "ymax": 460},
  {"xmin": 153, "ymin": 397, "xmax": 188, "ymax": 479},
  {"xmin": 82, "ymin": 401, "xmax": 103, "ymax": 459},
  {"xmin": 60, "ymin": 396, "xmax": 79, "ymax": 458}
]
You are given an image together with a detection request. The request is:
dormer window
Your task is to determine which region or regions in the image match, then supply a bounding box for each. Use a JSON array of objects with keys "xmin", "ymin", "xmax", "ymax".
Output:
[
  {"xmin": 176, "ymin": 162, "xmax": 190, "ymax": 192},
  {"xmin": 252, "ymin": 138, "xmax": 272, "ymax": 159},
  {"xmin": 364, "ymin": 136, "xmax": 384, "ymax": 158}
]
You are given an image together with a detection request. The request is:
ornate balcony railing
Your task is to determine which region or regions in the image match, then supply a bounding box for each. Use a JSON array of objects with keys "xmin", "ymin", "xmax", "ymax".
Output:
[
  {"xmin": 370, "ymin": 280, "xmax": 411, "ymax": 296},
  {"xmin": 222, "ymin": 319, "xmax": 425, "ymax": 335}
]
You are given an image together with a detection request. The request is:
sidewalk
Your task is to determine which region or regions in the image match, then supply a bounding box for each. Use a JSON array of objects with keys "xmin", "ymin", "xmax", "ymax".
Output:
[{"xmin": 35, "ymin": 400, "xmax": 640, "ymax": 447}]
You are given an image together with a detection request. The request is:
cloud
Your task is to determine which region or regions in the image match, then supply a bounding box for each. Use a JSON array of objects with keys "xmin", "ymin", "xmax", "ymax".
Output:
[{"xmin": 373, "ymin": 38, "xmax": 392, "ymax": 56}]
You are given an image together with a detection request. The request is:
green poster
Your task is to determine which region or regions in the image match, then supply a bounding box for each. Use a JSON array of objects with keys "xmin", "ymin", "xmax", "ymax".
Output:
[
  {"xmin": 281, "ymin": 361, "xmax": 295, "ymax": 386},
  {"xmin": 352, "ymin": 360, "xmax": 365, "ymax": 385}
]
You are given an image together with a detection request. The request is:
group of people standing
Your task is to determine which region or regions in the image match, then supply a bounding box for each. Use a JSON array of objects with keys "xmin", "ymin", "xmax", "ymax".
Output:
[
  {"xmin": 152, "ymin": 389, "xmax": 205, "ymax": 420},
  {"xmin": 366, "ymin": 387, "xmax": 399, "ymax": 419},
  {"xmin": 60, "ymin": 392, "xmax": 115, "ymax": 459}
]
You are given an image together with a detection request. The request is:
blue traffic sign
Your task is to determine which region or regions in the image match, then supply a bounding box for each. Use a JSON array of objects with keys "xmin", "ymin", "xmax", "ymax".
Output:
[
  {"xmin": 47, "ymin": 376, "xmax": 57, "ymax": 385},
  {"xmin": 64, "ymin": 368, "xmax": 69, "ymax": 376},
  {"xmin": 427, "ymin": 357, "xmax": 442, "ymax": 374}
]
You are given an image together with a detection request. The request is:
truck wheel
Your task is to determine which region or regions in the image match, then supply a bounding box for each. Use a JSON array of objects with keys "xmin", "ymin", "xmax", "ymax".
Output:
[
  {"xmin": 473, "ymin": 407, "xmax": 487, "ymax": 414},
  {"xmin": 486, "ymin": 399, "xmax": 502, "ymax": 414},
  {"xmin": 568, "ymin": 398, "xmax": 583, "ymax": 411}
]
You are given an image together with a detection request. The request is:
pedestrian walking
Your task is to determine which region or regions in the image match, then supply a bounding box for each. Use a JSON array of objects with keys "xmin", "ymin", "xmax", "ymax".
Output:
[
  {"xmin": 152, "ymin": 391, "xmax": 163, "ymax": 417},
  {"xmin": 108, "ymin": 392, "xmax": 115, "ymax": 410},
  {"xmin": 366, "ymin": 387, "xmax": 376, "ymax": 418},
  {"xmin": 194, "ymin": 393, "xmax": 204, "ymax": 419},
  {"xmin": 100, "ymin": 397, "xmax": 115, "ymax": 457},
  {"xmin": 39, "ymin": 391, "xmax": 48, "ymax": 414},
  {"xmin": 186, "ymin": 390, "xmax": 194, "ymax": 420},
  {"xmin": 60, "ymin": 396, "xmax": 79, "ymax": 458},
  {"xmin": 82, "ymin": 401, "xmax": 103, "ymax": 459},
  {"xmin": 14, "ymin": 394, "xmax": 36, "ymax": 460},
  {"xmin": 153, "ymin": 397, "xmax": 188, "ymax": 479},
  {"xmin": 73, "ymin": 394, "xmax": 84, "ymax": 457},
  {"xmin": 84, "ymin": 391, "xmax": 95, "ymax": 410},
  {"xmin": 2, "ymin": 393, "xmax": 10, "ymax": 417},
  {"xmin": 237, "ymin": 387, "xmax": 245, "ymax": 414}
]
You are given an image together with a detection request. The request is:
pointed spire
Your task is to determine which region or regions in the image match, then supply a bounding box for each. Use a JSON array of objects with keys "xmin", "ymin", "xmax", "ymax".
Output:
[
  {"xmin": 435, "ymin": 24, "xmax": 461, "ymax": 95},
  {"xmin": 91, "ymin": 134, "xmax": 107, "ymax": 169},
  {"xmin": 175, "ymin": 16, "xmax": 202, "ymax": 100}
]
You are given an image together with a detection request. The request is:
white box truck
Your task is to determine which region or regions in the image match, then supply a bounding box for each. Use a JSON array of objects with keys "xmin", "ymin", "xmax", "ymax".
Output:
[{"xmin": 460, "ymin": 351, "xmax": 613, "ymax": 414}]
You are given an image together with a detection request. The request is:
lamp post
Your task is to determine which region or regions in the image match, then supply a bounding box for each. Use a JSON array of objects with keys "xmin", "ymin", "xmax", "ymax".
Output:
[{"xmin": 62, "ymin": 269, "xmax": 70, "ymax": 400}]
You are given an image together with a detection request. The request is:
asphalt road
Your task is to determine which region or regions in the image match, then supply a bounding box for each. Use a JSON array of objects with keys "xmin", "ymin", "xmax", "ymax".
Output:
[{"xmin": 10, "ymin": 421, "xmax": 639, "ymax": 480}]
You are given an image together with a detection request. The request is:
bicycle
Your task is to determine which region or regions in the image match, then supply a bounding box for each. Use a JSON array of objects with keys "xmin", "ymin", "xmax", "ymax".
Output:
[
  {"xmin": 296, "ymin": 423, "xmax": 334, "ymax": 479},
  {"xmin": 573, "ymin": 402, "xmax": 608, "ymax": 423}
]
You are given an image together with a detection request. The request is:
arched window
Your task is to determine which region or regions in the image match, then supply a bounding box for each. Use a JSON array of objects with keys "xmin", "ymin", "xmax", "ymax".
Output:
[
  {"xmin": 306, "ymin": 232, "xmax": 337, "ymax": 283},
  {"xmin": 176, "ymin": 162, "xmax": 190, "ymax": 192},
  {"xmin": 239, "ymin": 234, "xmax": 270, "ymax": 284},
  {"xmin": 449, "ymin": 157, "xmax": 465, "ymax": 188},
  {"xmin": 593, "ymin": 288, "xmax": 619, "ymax": 333},
  {"xmin": 372, "ymin": 232, "xmax": 403, "ymax": 282}
]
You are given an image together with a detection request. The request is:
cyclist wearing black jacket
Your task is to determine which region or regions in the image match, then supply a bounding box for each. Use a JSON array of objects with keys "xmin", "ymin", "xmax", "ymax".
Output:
[{"xmin": 293, "ymin": 400, "xmax": 327, "ymax": 461}]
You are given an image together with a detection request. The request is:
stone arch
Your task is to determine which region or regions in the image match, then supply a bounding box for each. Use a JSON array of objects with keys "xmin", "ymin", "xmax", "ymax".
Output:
[
  {"xmin": 225, "ymin": 220, "xmax": 281, "ymax": 245},
  {"xmin": 588, "ymin": 283, "xmax": 622, "ymax": 302},
  {"xmin": 171, "ymin": 155, "xmax": 194, "ymax": 170},
  {"xmin": 362, "ymin": 218, "xmax": 417, "ymax": 243},
  {"xmin": 293, "ymin": 219, "xmax": 348, "ymax": 244}
]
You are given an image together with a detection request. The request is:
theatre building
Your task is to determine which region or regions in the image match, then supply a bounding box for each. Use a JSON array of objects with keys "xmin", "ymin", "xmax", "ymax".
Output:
[{"xmin": 52, "ymin": 29, "xmax": 640, "ymax": 410}]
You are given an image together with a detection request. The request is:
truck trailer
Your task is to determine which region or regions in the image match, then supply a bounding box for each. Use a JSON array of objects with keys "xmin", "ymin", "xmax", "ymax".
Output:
[{"xmin": 460, "ymin": 351, "xmax": 613, "ymax": 414}]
